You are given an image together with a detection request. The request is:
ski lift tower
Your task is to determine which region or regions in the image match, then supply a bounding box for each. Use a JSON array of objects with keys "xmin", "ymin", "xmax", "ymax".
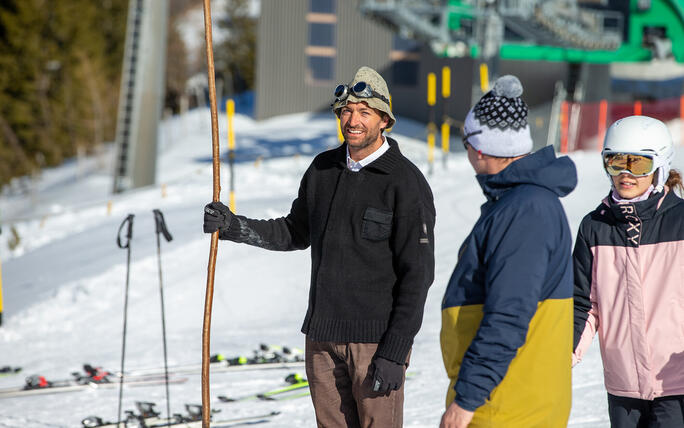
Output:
[{"xmin": 112, "ymin": 0, "xmax": 169, "ymax": 193}]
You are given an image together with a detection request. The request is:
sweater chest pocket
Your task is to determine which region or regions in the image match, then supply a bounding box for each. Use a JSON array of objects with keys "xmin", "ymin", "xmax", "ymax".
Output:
[{"xmin": 361, "ymin": 207, "xmax": 393, "ymax": 241}]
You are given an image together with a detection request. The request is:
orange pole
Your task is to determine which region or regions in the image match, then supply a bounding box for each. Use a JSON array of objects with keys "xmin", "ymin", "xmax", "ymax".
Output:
[
  {"xmin": 680, "ymin": 95, "xmax": 684, "ymax": 146},
  {"xmin": 598, "ymin": 99, "xmax": 608, "ymax": 151},
  {"xmin": 201, "ymin": 0, "xmax": 221, "ymax": 426},
  {"xmin": 633, "ymin": 100, "xmax": 642, "ymax": 116},
  {"xmin": 560, "ymin": 101, "xmax": 569, "ymax": 154}
]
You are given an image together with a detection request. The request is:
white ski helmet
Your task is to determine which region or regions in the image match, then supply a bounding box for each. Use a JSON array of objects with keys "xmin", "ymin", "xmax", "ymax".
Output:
[{"xmin": 602, "ymin": 115, "xmax": 674, "ymax": 193}]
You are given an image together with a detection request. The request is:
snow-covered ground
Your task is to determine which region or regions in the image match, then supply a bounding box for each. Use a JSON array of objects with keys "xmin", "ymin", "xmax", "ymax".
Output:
[{"xmin": 1, "ymin": 108, "xmax": 683, "ymax": 427}]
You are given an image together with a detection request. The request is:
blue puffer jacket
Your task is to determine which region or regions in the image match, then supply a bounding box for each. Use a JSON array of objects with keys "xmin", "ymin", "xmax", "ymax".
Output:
[{"xmin": 441, "ymin": 146, "xmax": 577, "ymax": 428}]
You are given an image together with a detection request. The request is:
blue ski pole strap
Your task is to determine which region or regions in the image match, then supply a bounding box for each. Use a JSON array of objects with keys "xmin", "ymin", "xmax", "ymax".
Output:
[
  {"xmin": 152, "ymin": 209, "xmax": 173, "ymax": 242},
  {"xmin": 117, "ymin": 214, "xmax": 135, "ymax": 249}
]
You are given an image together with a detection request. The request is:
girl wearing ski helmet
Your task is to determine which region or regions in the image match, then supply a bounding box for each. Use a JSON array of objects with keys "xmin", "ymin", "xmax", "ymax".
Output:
[{"xmin": 573, "ymin": 115, "xmax": 684, "ymax": 427}]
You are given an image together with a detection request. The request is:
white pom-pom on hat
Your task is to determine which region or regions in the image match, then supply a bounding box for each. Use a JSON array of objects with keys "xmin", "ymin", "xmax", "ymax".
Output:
[{"xmin": 491, "ymin": 75, "xmax": 523, "ymax": 98}]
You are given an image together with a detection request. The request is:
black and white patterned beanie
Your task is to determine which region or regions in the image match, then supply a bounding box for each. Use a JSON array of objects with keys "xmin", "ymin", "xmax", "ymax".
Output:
[{"xmin": 463, "ymin": 75, "xmax": 533, "ymax": 157}]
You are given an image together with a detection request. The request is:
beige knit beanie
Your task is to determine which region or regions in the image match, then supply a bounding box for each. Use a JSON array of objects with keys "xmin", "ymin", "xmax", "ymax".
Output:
[{"xmin": 332, "ymin": 66, "xmax": 396, "ymax": 128}]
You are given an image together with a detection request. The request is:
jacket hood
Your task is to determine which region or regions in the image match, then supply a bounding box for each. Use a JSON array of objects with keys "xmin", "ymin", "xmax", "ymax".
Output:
[{"xmin": 476, "ymin": 145, "xmax": 577, "ymax": 200}]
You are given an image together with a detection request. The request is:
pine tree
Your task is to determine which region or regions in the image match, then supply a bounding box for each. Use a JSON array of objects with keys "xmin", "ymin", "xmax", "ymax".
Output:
[
  {"xmin": 216, "ymin": 0, "xmax": 257, "ymax": 95},
  {"xmin": 167, "ymin": 0, "xmax": 190, "ymax": 115},
  {"xmin": 0, "ymin": 0, "xmax": 127, "ymax": 186},
  {"xmin": 0, "ymin": 0, "xmax": 49, "ymax": 181}
]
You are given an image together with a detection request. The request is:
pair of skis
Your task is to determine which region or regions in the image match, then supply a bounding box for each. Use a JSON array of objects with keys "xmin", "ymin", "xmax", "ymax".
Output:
[
  {"xmin": 0, "ymin": 364, "xmax": 187, "ymax": 399},
  {"xmin": 0, "ymin": 347, "xmax": 304, "ymax": 400},
  {"xmin": 0, "ymin": 366, "xmax": 21, "ymax": 378},
  {"xmin": 82, "ymin": 401, "xmax": 280, "ymax": 428},
  {"xmin": 120, "ymin": 343, "xmax": 304, "ymax": 378},
  {"xmin": 0, "ymin": 374, "xmax": 188, "ymax": 399},
  {"xmin": 80, "ymin": 376, "xmax": 308, "ymax": 427},
  {"xmin": 216, "ymin": 369, "xmax": 417, "ymax": 404},
  {"xmin": 218, "ymin": 372, "xmax": 310, "ymax": 403}
]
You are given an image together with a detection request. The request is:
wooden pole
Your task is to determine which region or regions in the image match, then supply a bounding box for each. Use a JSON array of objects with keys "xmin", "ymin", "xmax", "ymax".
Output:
[{"xmin": 201, "ymin": 0, "xmax": 221, "ymax": 426}]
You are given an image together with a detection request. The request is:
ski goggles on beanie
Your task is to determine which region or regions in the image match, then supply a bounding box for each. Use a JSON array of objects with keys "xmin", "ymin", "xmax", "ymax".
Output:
[
  {"xmin": 333, "ymin": 81, "xmax": 390, "ymax": 106},
  {"xmin": 603, "ymin": 152, "xmax": 656, "ymax": 177}
]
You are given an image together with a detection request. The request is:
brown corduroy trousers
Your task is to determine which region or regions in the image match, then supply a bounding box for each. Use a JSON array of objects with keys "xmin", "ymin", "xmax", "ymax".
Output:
[{"xmin": 305, "ymin": 337, "xmax": 409, "ymax": 428}]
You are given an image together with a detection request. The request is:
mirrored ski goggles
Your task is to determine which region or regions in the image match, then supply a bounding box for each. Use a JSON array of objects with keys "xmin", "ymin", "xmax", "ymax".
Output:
[
  {"xmin": 603, "ymin": 152, "xmax": 656, "ymax": 177},
  {"xmin": 333, "ymin": 81, "xmax": 390, "ymax": 106}
]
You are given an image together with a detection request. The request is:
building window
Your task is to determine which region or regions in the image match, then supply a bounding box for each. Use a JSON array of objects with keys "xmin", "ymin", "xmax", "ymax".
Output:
[
  {"xmin": 308, "ymin": 56, "xmax": 334, "ymax": 81},
  {"xmin": 390, "ymin": 35, "xmax": 420, "ymax": 87},
  {"xmin": 310, "ymin": 0, "xmax": 335, "ymax": 14},
  {"xmin": 309, "ymin": 23, "xmax": 335, "ymax": 46},
  {"xmin": 306, "ymin": 0, "xmax": 336, "ymax": 84}
]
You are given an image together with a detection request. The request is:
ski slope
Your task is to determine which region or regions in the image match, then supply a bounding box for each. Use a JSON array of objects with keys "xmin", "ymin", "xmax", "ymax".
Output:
[{"xmin": 1, "ymin": 108, "xmax": 683, "ymax": 427}]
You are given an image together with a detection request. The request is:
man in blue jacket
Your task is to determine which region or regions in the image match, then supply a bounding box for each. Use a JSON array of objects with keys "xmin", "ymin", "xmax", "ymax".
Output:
[{"xmin": 440, "ymin": 75, "xmax": 576, "ymax": 428}]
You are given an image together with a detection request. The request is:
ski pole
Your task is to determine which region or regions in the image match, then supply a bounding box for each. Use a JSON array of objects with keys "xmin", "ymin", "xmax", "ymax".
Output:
[
  {"xmin": 116, "ymin": 214, "xmax": 134, "ymax": 428},
  {"xmin": 153, "ymin": 209, "xmax": 173, "ymax": 426}
]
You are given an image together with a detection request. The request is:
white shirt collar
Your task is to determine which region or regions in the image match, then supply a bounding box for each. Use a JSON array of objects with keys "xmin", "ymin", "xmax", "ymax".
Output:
[{"xmin": 346, "ymin": 136, "xmax": 389, "ymax": 172}]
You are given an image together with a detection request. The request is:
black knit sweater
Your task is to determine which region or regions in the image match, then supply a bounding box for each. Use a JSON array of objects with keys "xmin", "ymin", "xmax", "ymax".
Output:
[{"xmin": 220, "ymin": 138, "xmax": 435, "ymax": 363}]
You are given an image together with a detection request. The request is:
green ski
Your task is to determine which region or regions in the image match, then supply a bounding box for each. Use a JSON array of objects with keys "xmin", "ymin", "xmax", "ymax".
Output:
[{"xmin": 218, "ymin": 373, "xmax": 310, "ymax": 402}]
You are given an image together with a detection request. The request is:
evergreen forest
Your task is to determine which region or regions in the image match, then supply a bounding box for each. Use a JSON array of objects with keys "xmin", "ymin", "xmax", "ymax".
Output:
[{"xmin": 0, "ymin": 0, "xmax": 255, "ymax": 188}]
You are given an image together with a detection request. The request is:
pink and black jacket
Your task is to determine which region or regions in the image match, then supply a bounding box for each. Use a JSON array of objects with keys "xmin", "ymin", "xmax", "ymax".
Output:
[{"xmin": 573, "ymin": 188, "xmax": 684, "ymax": 400}]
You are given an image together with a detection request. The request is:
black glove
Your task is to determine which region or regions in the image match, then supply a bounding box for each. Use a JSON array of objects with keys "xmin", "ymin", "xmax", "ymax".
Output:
[
  {"xmin": 371, "ymin": 357, "xmax": 404, "ymax": 394},
  {"xmin": 203, "ymin": 201, "xmax": 233, "ymax": 233}
]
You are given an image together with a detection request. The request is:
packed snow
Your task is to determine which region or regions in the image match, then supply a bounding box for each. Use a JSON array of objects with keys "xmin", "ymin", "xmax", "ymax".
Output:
[{"xmin": 1, "ymin": 108, "xmax": 683, "ymax": 427}]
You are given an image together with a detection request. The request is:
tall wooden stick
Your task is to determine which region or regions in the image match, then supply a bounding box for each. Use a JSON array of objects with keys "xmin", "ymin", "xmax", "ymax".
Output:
[{"xmin": 201, "ymin": 0, "xmax": 221, "ymax": 426}]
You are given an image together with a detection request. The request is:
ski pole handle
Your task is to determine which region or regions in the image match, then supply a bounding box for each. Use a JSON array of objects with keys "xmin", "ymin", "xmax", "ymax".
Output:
[
  {"xmin": 153, "ymin": 209, "xmax": 173, "ymax": 242},
  {"xmin": 117, "ymin": 214, "xmax": 135, "ymax": 249}
]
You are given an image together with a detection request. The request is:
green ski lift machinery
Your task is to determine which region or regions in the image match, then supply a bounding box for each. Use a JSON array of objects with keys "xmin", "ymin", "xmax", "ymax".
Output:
[{"xmin": 360, "ymin": 0, "xmax": 684, "ymax": 63}]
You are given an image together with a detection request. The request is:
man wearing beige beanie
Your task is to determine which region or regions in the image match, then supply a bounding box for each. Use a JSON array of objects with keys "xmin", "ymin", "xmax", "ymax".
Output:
[{"xmin": 204, "ymin": 66, "xmax": 435, "ymax": 427}]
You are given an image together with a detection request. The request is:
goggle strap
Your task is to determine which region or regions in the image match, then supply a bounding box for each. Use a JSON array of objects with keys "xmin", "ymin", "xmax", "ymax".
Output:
[{"xmin": 463, "ymin": 130, "xmax": 482, "ymax": 142}]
